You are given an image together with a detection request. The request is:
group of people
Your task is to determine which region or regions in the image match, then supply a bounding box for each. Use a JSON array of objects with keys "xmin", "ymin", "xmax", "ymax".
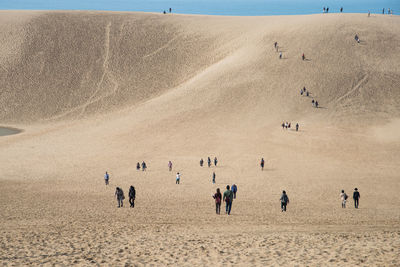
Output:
[
  {"xmin": 311, "ymin": 99, "xmax": 319, "ymax": 108},
  {"xmin": 382, "ymin": 8, "xmax": 394, "ymax": 15},
  {"xmin": 200, "ymin": 157, "xmax": 218, "ymax": 167},
  {"xmin": 115, "ymin": 186, "xmax": 136, "ymax": 208},
  {"xmin": 162, "ymin": 8, "xmax": 172, "ymax": 14},
  {"xmin": 136, "ymin": 161, "xmax": 147, "ymax": 171},
  {"xmin": 213, "ymin": 184, "xmax": 238, "ymax": 215},
  {"xmin": 281, "ymin": 121, "xmax": 300, "ymax": 131},
  {"xmin": 340, "ymin": 188, "xmax": 361, "ymax": 208}
]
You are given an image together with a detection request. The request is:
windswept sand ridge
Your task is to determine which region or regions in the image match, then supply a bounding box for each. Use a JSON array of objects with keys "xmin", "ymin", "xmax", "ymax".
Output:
[{"xmin": 0, "ymin": 11, "xmax": 400, "ymax": 266}]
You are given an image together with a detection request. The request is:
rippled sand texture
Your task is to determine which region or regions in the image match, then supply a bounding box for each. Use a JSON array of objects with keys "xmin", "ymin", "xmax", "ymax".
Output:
[{"xmin": 0, "ymin": 11, "xmax": 399, "ymax": 266}]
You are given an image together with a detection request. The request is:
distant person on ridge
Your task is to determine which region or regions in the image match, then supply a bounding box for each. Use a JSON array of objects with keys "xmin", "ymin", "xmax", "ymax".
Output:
[
  {"xmin": 279, "ymin": 52, "xmax": 282, "ymax": 59},
  {"xmin": 136, "ymin": 162, "xmax": 140, "ymax": 171},
  {"xmin": 340, "ymin": 189, "xmax": 348, "ymax": 208},
  {"xmin": 168, "ymin": 161, "xmax": 173, "ymax": 171},
  {"xmin": 169, "ymin": 7, "xmax": 172, "ymax": 13},
  {"xmin": 223, "ymin": 185, "xmax": 233, "ymax": 215},
  {"xmin": 302, "ymin": 53, "xmax": 305, "ymax": 60},
  {"xmin": 200, "ymin": 158, "xmax": 204, "ymax": 167},
  {"xmin": 176, "ymin": 172, "xmax": 181, "ymax": 184},
  {"xmin": 115, "ymin": 187, "xmax": 125, "ymax": 208},
  {"xmin": 274, "ymin": 42, "xmax": 277, "ymax": 49},
  {"xmin": 315, "ymin": 101, "xmax": 319, "ymax": 108},
  {"xmin": 104, "ymin": 171, "xmax": 109, "ymax": 185},
  {"xmin": 382, "ymin": 8, "xmax": 385, "ymax": 14},
  {"xmin": 129, "ymin": 186, "xmax": 136, "ymax": 208},
  {"xmin": 231, "ymin": 184, "xmax": 238, "ymax": 199},
  {"xmin": 353, "ymin": 188, "xmax": 360, "ymax": 208},
  {"xmin": 214, "ymin": 157, "xmax": 218, "ymax": 167},
  {"xmin": 213, "ymin": 188, "xmax": 222, "ymax": 214},
  {"xmin": 280, "ymin": 190, "xmax": 289, "ymax": 212},
  {"xmin": 340, "ymin": 7, "xmax": 343, "ymax": 12},
  {"xmin": 282, "ymin": 122, "xmax": 285, "ymax": 129},
  {"xmin": 326, "ymin": 7, "xmax": 329, "ymax": 13},
  {"xmin": 212, "ymin": 172, "xmax": 216, "ymax": 184},
  {"xmin": 208, "ymin": 157, "xmax": 211, "ymax": 167},
  {"xmin": 296, "ymin": 123, "xmax": 299, "ymax": 131},
  {"xmin": 260, "ymin": 158, "xmax": 265, "ymax": 170}
]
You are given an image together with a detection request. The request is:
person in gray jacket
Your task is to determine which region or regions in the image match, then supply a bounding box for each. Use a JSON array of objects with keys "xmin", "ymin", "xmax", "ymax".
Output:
[
  {"xmin": 115, "ymin": 187, "xmax": 125, "ymax": 208},
  {"xmin": 280, "ymin": 190, "xmax": 289, "ymax": 212}
]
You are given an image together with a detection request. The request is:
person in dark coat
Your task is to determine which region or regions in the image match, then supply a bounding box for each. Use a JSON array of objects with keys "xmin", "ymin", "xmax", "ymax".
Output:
[
  {"xmin": 280, "ymin": 190, "xmax": 289, "ymax": 212},
  {"xmin": 115, "ymin": 187, "xmax": 125, "ymax": 208},
  {"xmin": 213, "ymin": 188, "xmax": 222, "ymax": 214},
  {"xmin": 353, "ymin": 188, "xmax": 360, "ymax": 208},
  {"xmin": 129, "ymin": 186, "xmax": 136, "ymax": 208}
]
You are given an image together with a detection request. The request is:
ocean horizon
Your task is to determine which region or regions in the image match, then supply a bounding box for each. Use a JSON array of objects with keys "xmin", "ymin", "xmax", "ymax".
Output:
[{"xmin": 1, "ymin": 0, "xmax": 399, "ymax": 16}]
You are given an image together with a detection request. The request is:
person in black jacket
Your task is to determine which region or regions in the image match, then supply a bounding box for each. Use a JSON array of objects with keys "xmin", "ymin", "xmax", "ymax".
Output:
[
  {"xmin": 129, "ymin": 186, "xmax": 136, "ymax": 208},
  {"xmin": 353, "ymin": 188, "xmax": 360, "ymax": 208}
]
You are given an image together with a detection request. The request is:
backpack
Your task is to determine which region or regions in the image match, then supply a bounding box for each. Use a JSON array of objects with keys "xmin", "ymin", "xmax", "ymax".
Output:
[{"xmin": 344, "ymin": 194, "xmax": 348, "ymax": 200}]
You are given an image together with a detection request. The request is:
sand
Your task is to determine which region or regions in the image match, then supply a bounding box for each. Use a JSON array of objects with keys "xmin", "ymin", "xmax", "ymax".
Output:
[{"xmin": 0, "ymin": 11, "xmax": 400, "ymax": 266}]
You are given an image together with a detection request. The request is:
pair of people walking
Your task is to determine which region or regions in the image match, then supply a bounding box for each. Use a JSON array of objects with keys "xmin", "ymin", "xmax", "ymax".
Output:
[
  {"xmin": 340, "ymin": 188, "xmax": 360, "ymax": 208},
  {"xmin": 115, "ymin": 186, "xmax": 136, "ymax": 208},
  {"xmin": 136, "ymin": 161, "xmax": 147, "ymax": 171},
  {"xmin": 213, "ymin": 185, "xmax": 237, "ymax": 215},
  {"xmin": 203, "ymin": 157, "xmax": 218, "ymax": 167}
]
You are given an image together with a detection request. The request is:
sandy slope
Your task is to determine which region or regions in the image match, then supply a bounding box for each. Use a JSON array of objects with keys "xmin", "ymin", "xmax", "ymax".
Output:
[{"xmin": 0, "ymin": 11, "xmax": 400, "ymax": 266}]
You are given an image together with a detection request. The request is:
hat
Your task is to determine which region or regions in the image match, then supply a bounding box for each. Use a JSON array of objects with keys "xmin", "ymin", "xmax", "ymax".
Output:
[{"xmin": 354, "ymin": 188, "xmax": 358, "ymax": 191}]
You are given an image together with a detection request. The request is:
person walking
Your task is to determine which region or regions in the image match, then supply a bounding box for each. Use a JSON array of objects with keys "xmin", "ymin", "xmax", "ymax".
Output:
[
  {"xmin": 340, "ymin": 7, "xmax": 343, "ymax": 12},
  {"xmin": 274, "ymin": 42, "xmax": 277, "ymax": 49},
  {"xmin": 136, "ymin": 162, "xmax": 140, "ymax": 171},
  {"xmin": 302, "ymin": 53, "xmax": 305, "ymax": 60},
  {"xmin": 231, "ymin": 184, "xmax": 238, "ymax": 199},
  {"xmin": 169, "ymin": 7, "xmax": 172, "ymax": 13},
  {"xmin": 340, "ymin": 189, "xmax": 348, "ymax": 208},
  {"xmin": 141, "ymin": 161, "xmax": 147, "ymax": 171},
  {"xmin": 279, "ymin": 52, "xmax": 282, "ymax": 59},
  {"xmin": 280, "ymin": 190, "xmax": 289, "ymax": 212},
  {"xmin": 208, "ymin": 157, "xmax": 211, "ymax": 167},
  {"xmin": 214, "ymin": 157, "xmax": 218, "ymax": 167},
  {"xmin": 315, "ymin": 101, "xmax": 319, "ymax": 108},
  {"xmin": 296, "ymin": 123, "xmax": 299, "ymax": 131},
  {"xmin": 260, "ymin": 158, "xmax": 265, "ymax": 170},
  {"xmin": 115, "ymin": 187, "xmax": 125, "ymax": 208},
  {"xmin": 104, "ymin": 171, "xmax": 109, "ymax": 185},
  {"xmin": 353, "ymin": 188, "xmax": 360, "ymax": 208},
  {"xmin": 213, "ymin": 188, "xmax": 222, "ymax": 214},
  {"xmin": 200, "ymin": 158, "xmax": 204, "ymax": 167},
  {"xmin": 282, "ymin": 122, "xmax": 285, "ymax": 129},
  {"xmin": 129, "ymin": 186, "xmax": 136, "ymax": 208},
  {"xmin": 176, "ymin": 172, "xmax": 181, "ymax": 184},
  {"xmin": 223, "ymin": 185, "xmax": 233, "ymax": 215},
  {"xmin": 168, "ymin": 161, "xmax": 172, "ymax": 171},
  {"xmin": 212, "ymin": 172, "xmax": 216, "ymax": 184}
]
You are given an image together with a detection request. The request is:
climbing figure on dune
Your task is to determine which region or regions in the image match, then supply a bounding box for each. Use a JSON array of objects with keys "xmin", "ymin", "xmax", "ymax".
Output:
[
  {"xmin": 115, "ymin": 187, "xmax": 125, "ymax": 208},
  {"xmin": 208, "ymin": 157, "xmax": 211, "ymax": 167},
  {"xmin": 260, "ymin": 158, "xmax": 265, "ymax": 170},
  {"xmin": 104, "ymin": 171, "xmax": 109, "ymax": 185},
  {"xmin": 136, "ymin": 162, "xmax": 140, "ymax": 171},
  {"xmin": 200, "ymin": 158, "xmax": 204, "ymax": 167}
]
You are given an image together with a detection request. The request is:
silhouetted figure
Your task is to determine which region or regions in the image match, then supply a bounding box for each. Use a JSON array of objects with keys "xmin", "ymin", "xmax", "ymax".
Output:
[
  {"xmin": 274, "ymin": 42, "xmax": 277, "ymax": 48},
  {"xmin": 212, "ymin": 172, "xmax": 216, "ymax": 184},
  {"xmin": 163, "ymin": 10, "xmax": 166, "ymax": 14},
  {"xmin": 340, "ymin": 189, "xmax": 347, "ymax": 208},
  {"xmin": 368, "ymin": 11, "xmax": 370, "ymax": 17},
  {"xmin": 169, "ymin": 7, "xmax": 172, "ymax": 13},
  {"xmin": 136, "ymin": 162, "xmax": 140, "ymax": 171},
  {"xmin": 323, "ymin": 7, "xmax": 326, "ymax": 13},
  {"xmin": 296, "ymin": 123, "xmax": 299, "ymax": 131},
  {"xmin": 214, "ymin": 157, "xmax": 218, "ymax": 166},
  {"xmin": 141, "ymin": 161, "xmax": 147, "ymax": 171},
  {"xmin": 383, "ymin": 8, "xmax": 385, "ymax": 14},
  {"xmin": 353, "ymin": 188, "xmax": 360, "ymax": 208},
  {"xmin": 306, "ymin": 91, "xmax": 309, "ymax": 97},
  {"xmin": 129, "ymin": 186, "xmax": 136, "ymax": 208},
  {"xmin": 315, "ymin": 101, "xmax": 319, "ymax": 108},
  {"xmin": 200, "ymin": 158, "xmax": 204, "ymax": 167},
  {"xmin": 302, "ymin": 53, "xmax": 305, "ymax": 60},
  {"xmin": 223, "ymin": 185, "xmax": 233, "ymax": 215},
  {"xmin": 312, "ymin": 99, "xmax": 315, "ymax": 106},
  {"xmin": 326, "ymin": 7, "xmax": 329, "ymax": 13},
  {"xmin": 208, "ymin": 157, "xmax": 211, "ymax": 167},
  {"xmin": 231, "ymin": 184, "xmax": 238, "ymax": 199},
  {"xmin": 280, "ymin": 190, "xmax": 289, "ymax": 212},
  {"xmin": 279, "ymin": 52, "xmax": 282, "ymax": 59},
  {"xmin": 260, "ymin": 158, "xmax": 265, "ymax": 170},
  {"xmin": 340, "ymin": 7, "xmax": 343, "ymax": 12}
]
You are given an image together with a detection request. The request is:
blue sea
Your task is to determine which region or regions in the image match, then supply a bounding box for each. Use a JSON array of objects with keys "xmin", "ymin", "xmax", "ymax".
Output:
[{"xmin": 1, "ymin": 0, "xmax": 399, "ymax": 16}]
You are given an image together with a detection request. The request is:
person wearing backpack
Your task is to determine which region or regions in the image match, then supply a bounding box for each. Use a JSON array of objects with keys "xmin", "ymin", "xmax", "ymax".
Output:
[
  {"xmin": 353, "ymin": 188, "xmax": 360, "ymax": 208},
  {"xmin": 340, "ymin": 189, "xmax": 348, "ymax": 208},
  {"xmin": 129, "ymin": 186, "xmax": 136, "ymax": 208},
  {"xmin": 223, "ymin": 185, "xmax": 233, "ymax": 215},
  {"xmin": 213, "ymin": 188, "xmax": 222, "ymax": 214},
  {"xmin": 280, "ymin": 190, "xmax": 289, "ymax": 212},
  {"xmin": 115, "ymin": 187, "xmax": 125, "ymax": 208},
  {"xmin": 231, "ymin": 184, "xmax": 238, "ymax": 199}
]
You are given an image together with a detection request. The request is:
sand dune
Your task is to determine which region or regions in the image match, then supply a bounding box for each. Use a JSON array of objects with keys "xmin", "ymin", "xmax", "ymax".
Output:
[{"xmin": 0, "ymin": 11, "xmax": 399, "ymax": 266}]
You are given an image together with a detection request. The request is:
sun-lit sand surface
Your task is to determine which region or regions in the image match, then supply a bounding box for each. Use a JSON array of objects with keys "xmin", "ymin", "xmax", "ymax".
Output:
[{"xmin": 1, "ymin": 10, "xmax": 400, "ymax": 266}]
